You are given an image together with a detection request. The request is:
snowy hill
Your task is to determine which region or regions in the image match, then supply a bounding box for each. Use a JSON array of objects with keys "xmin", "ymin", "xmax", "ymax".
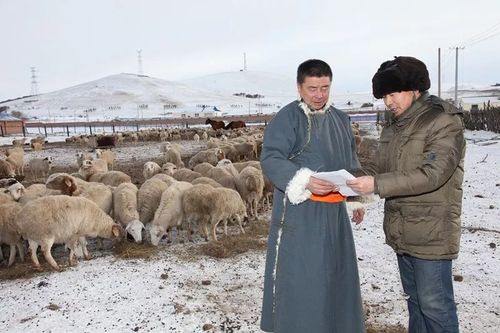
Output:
[
  {"xmin": 1, "ymin": 71, "xmax": 499, "ymax": 122},
  {"xmin": 181, "ymin": 70, "xmax": 296, "ymax": 98},
  {"xmin": 0, "ymin": 73, "xmax": 290, "ymax": 121}
]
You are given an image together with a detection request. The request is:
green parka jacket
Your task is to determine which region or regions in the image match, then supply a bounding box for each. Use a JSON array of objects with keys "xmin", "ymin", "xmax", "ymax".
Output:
[{"xmin": 365, "ymin": 92, "xmax": 466, "ymax": 260}]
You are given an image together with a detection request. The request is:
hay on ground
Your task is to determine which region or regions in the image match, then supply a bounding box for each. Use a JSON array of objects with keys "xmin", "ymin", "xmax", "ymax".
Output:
[
  {"xmin": 112, "ymin": 240, "xmax": 159, "ymax": 260},
  {"xmin": 199, "ymin": 219, "xmax": 269, "ymax": 258}
]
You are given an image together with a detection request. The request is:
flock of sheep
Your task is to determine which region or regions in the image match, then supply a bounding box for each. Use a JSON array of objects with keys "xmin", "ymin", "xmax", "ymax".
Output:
[{"xmin": 0, "ymin": 125, "xmax": 271, "ymax": 272}]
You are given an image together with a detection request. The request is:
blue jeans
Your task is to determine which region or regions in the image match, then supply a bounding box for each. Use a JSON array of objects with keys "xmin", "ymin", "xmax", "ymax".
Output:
[{"xmin": 397, "ymin": 254, "xmax": 459, "ymax": 333}]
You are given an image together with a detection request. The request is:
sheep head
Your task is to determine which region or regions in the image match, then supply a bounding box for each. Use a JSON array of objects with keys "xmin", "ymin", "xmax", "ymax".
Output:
[
  {"xmin": 7, "ymin": 182, "xmax": 25, "ymax": 201},
  {"xmin": 126, "ymin": 220, "xmax": 145, "ymax": 243},
  {"xmin": 161, "ymin": 162, "xmax": 177, "ymax": 176},
  {"xmin": 111, "ymin": 224, "xmax": 126, "ymax": 242},
  {"xmin": 149, "ymin": 224, "xmax": 166, "ymax": 246}
]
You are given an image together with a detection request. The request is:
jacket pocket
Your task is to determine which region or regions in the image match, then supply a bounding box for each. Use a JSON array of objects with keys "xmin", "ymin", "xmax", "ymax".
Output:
[
  {"xmin": 400, "ymin": 204, "xmax": 446, "ymax": 246},
  {"xmin": 383, "ymin": 209, "xmax": 402, "ymax": 242},
  {"xmin": 398, "ymin": 133, "xmax": 426, "ymax": 170}
]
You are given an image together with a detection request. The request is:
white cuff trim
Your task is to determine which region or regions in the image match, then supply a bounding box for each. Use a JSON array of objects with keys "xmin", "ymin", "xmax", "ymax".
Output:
[{"xmin": 286, "ymin": 167, "xmax": 314, "ymax": 205}]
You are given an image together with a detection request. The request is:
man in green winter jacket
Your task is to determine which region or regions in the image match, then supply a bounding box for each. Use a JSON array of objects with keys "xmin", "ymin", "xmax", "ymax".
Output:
[{"xmin": 347, "ymin": 56, "xmax": 465, "ymax": 333}]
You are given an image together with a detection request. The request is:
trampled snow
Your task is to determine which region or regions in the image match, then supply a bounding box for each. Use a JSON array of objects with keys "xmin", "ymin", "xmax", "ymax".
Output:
[{"xmin": 0, "ymin": 129, "xmax": 498, "ymax": 332}]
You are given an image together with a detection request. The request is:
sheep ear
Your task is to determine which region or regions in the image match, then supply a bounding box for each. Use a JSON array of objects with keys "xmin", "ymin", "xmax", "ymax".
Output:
[
  {"xmin": 64, "ymin": 177, "xmax": 72, "ymax": 187},
  {"xmin": 111, "ymin": 225, "xmax": 122, "ymax": 238}
]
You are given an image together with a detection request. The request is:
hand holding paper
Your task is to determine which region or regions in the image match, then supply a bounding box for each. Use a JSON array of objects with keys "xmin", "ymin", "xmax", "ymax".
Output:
[
  {"xmin": 312, "ymin": 169, "xmax": 361, "ymax": 197},
  {"xmin": 345, "ymin": 175, "xmax": 375, "ymax": 195}
]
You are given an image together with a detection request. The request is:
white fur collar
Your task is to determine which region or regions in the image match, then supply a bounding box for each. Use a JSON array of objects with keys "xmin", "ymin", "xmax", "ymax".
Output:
[{"xmin": 297, "ymin": 98, "xmax": 332, "ymax": 115}]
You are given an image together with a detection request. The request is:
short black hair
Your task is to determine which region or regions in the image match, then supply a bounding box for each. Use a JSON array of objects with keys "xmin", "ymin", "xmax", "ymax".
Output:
[{"xmin": 297, "ymin": 59, "xmax": 332, "ymax": 84}]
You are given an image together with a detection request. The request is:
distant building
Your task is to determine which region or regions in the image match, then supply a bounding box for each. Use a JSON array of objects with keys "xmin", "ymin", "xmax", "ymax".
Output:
[
  {"xmin": 177, "ymin": 111, "xmax": 222, "ymax": 118},
  {"xmin": 460, "ymin": 97, "xmax": 500, "ymax": 111},
  {"xmin": 0, "ymin": 113, "xmax": 24, "ymax": 136}
]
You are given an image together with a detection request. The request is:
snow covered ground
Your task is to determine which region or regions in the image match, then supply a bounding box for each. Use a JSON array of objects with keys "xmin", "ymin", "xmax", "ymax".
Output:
[{"xmin": 0, "ymin": 130, "xmax": 499, "ymax": 332}]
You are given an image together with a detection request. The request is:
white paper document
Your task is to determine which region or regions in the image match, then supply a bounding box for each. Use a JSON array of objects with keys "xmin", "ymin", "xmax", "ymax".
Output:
[{"xmin": 312, "ymin": 169, "xmax": 360, "ymax": 197}]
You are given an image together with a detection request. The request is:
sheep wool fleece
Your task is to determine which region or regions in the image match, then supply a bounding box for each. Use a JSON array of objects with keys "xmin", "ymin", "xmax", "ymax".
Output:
[{"xmin": 260, "ymin": 100, "xmax": 365, "ymax": 333}]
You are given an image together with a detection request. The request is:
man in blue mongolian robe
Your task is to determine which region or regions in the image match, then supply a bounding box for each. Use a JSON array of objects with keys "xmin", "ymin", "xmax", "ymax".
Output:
[{"xmin": 260, "ymin": 59, "xmax": 366, "ymax": 333}]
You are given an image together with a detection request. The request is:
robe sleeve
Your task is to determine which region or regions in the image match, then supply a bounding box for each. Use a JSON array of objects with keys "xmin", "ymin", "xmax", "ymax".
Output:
[{"xmin": 260, "ymin": 108, "xmax": 313, "ymax": 205}]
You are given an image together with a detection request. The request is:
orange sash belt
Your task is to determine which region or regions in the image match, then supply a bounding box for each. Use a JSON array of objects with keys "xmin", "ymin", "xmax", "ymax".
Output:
[{"xmin": 310, "ymin": 191, "xmax": 346, "ymax": 203}]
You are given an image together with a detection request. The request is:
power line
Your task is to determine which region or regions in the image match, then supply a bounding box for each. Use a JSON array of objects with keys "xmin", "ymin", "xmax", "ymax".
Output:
[{"xmin": 460, "ymin": 21, "xmax": 500, "ymax": 47}]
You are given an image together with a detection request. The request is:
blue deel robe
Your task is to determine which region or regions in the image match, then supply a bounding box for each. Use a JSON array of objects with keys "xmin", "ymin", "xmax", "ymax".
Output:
[{"xmin": 260, "ymin": 100, "xmax": 365, "ymax": 333}]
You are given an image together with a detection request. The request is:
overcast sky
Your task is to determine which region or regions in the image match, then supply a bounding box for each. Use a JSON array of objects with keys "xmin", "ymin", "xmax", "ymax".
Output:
[{"xmin": 1, "ymin": 0, "xmax": 499, "ymax": 101}]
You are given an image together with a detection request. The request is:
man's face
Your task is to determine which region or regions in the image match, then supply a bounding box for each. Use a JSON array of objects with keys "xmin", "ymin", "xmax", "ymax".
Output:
[
  {"xmin": 297, "ymin": 76, "xmax": 331, "ymax": 111},
  {"xmin": 383, "ymin": 91, "xmax": 418, "ymax": 118}
]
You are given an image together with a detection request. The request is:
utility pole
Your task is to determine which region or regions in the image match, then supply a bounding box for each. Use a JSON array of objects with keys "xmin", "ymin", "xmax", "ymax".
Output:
[
  {"xmin": 450, "ymin": 46, "xmax": 465, "ymax": 107},
  {"xmin": 437, "ymin": 48, "xmax": 441, "ymax": 98}
]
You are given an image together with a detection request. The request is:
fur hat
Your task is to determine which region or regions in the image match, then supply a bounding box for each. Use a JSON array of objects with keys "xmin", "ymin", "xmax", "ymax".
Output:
[{"xmin": 372, "ymin": 56, "xmax": 430, "ymax": 99}]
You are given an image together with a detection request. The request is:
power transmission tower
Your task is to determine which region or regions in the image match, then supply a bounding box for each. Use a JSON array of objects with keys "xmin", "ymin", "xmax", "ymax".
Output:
[
  {"xmin": 30, "ymin": 67, "xmax": 39, "ymax": 96},
  {"xmin": 137, "ymin": 49, "xmax": 143, "ymax": 75}
]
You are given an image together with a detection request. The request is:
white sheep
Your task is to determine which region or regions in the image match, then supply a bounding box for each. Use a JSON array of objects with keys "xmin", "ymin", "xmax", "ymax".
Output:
[
  {"xmin": 187, "ymin": 148, "xmax": 225, "ymax": 169},
  {"xmin": 163, "ymin": 147, "xmax": 184, "ymax": 168},
  {"xmin": 218, "ymin": 144, "xmax": 239, "ymax": 162},
  {"xmin": 79, "ymin": 163, "xmax": 131, "ymax": 186},
  {"xmin": 182, "ymin": 185, "xmax": 246, "ymax": 241},
  {"xmin": 0, "ymin": 182, "xmax": 26, "ymax": 205},
  {"xmin": 193, "ymin": 162, "xmax": 214, "ymax": 176},
  {"xmin": 28, "ymin": 156, "xmax": 54, "ymax": 182},
  {"xmin": 216, "ymin": 159, "xmax": 240, "ymax": 178},
  {"xmin": 191, "ymin": 177, "xmax": 223, "ymax": 188},
  {"xmin": 181, "ymin": 184, "xmax": 213, "ymax": 240},
  {"xmin": 76, "ymin": 151, "xmax": 93, "ymax": 167},
  {"xmin": 86, "ymin": 171, "xmax": 131, "ymax": 186},
  {"xmin": 31, "ymin": 142, "xmax": 44, "ymax": 151},
  {"xmin": 12, "ymin": 138, "xmax": 27, "ymax": 147},
  {"xmin": 45, "ymin": 172, "xmax": 79, "ymax": 196},
  {"xmin": 206, "ymin": 166, "xmax": 238, "ymax": 190},
  {"xmin": 208, "ymin": 187, "xmax": 247, "ymax": 241},
  {"xmin": 261, "ymin": 174, "xmax": 274, "ymax": 211},
  {"xmin": 0, "ymin": 160, "xmax": 17, "ymax": 179},
  {"xmin": 14, "ymin": 195, "xmax": 124, "ymax": 271},
  {"xmin": 160, "ymin": 141, "xmax": 182, "ymax": 154},
  {"xmin": 113, "ymin": 182, "xmax": 144, "ymax": 242},
  {"xmin": 95, "ymin": 148, "xmax": 115, "ymax": 170},
  {"xmin": 150, "ymin": 181, "xmax": 193, "ymax": 245},
  {"xmin": 143, "ymin": 161, "xmax": 162, "ymax": 180},
  {"xmin": 5, "ymin": 147, "xmax": 24, "ymax": 175},
  {"xmin": 0, "ymin": 178, "xmax": 18, "ymax": 188},
  {"xmin": 172, "ymin": 168, "xmax": 203, "ymax": 182},
  {"xmin": 151, "ymin": 173, "xmax": 177, "ymax": 185},
  {"xmin": 238, "ymin": 166, "xmax": 264, "ymax": 217},
  {"xmin": 232, "ymin": 160, "xmax": 261, "ymax": 173},
  {"xmin": 160, "ymin": 162, "xmax": 177, "ymax": 176},
  {"xmin": 30, "ymin": 136, "xmax": 45, "ymax": 146},
  {"xmin": 137, "ymin": 178, "xmax": 170, "ymax": 224},
  {"xmin": 232, "ymin": 142, "xmax": 256, "ymax": 161},
  {"xmin": 0, "ymin": 202, "xmax": 25, "ymax": 266},
  {"xmin": 193, "ymin": 133, "xmax": 200, "ymax": 142},
  {"xmin": 17, "ymin": 184, "xmax": 62, "ymax": 206},
  {"xmin": 78, "ymin": 181, "xmax": 114, "ymax": 215},
  {"xmin": 82, "ymin": 158, "xmax": 108, "ymax": 173}
]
